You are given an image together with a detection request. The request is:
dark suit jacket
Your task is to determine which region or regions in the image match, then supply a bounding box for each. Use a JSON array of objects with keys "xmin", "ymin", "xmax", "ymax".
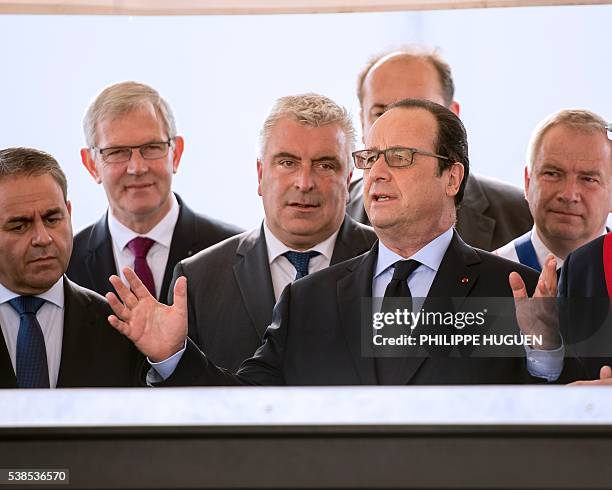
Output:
[
  {"xmin": 347, "ymin": 174, "xmax": 533, "ymax": 252},
  {"xmin": 0, "ymin": 278, "xmax": 142, "ymax": 388},
  {"xmin": 67, "ymin": 194, "xmax": 243, "ymax": 304},
  {"xmin": 171, "ymin": 215, "xmax": 377, "ymax": 372},
  {"xmin": 162, "ymin": 231, "xmax": 539, "ymax": 386},
  {"xmin": 558, "ymin": 234, "xmax": 612, "ymax": 381}
]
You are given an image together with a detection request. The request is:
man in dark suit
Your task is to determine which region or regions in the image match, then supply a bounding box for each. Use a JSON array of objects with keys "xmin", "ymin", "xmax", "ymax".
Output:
[
  {"xmin": 67, "ymin": 81, "xmax": 242, "ymax": 303},
  {"xmin": 171, "ymin": 94, "xmax": 376, "ymax": 371},
  {"xmin": 106, "ymin": 99, "xmax": 561, "ymax": 386},
  {"xmin": 0, "ymin": 147, "xmax": 139, "ymax": 388},
  {"xmin": 346, "ymin": 47, "xmax": 533, "ymax": 251},
  {"xmin": 558, "ymin": 233, "xmax": 612, "ymax": 384}
]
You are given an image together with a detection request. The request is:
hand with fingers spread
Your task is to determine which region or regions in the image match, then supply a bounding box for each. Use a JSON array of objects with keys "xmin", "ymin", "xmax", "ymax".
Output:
[
  {"xmin": 569, "ymin": 365, "xmax": 612, "ymax": 386},
  {"xmin": 509, "ymin": 254, "xmax": 561, "ymax": 350},
  {"xmin": 106, "ymin": 267, "xmax": 188, "ymax": 362}
]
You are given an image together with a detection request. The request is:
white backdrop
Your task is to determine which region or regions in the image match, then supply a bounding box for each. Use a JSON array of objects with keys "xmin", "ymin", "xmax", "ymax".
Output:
[{"xmin": 0, "ymin": 4, "xmax": 609, "ymax": 232}]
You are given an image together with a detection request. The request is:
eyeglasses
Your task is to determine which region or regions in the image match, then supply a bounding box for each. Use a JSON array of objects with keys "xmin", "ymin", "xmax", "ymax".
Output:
[
  {"xmin": 352, "ymin": 147, "xmax": 450, "ymax": 169},
  {"xmin": 95, "ymin": 140, "xmax": 172, "ymax": 164}
]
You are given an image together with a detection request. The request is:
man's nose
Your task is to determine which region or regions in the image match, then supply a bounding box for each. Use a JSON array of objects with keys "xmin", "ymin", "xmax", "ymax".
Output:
[
  {"xmin": 126, "ymin": 149, "xmax": 149, "ymax": 175},
  {"xmin": 557, "ymin": 176, "xmax": 580, "ymax": 202},
  {"xmin": 295, "ymin": 164, "xmax": 315, "ymax": 191},
  {"xmin": 31, "ymin": 218, "xmax": 53, "ymax": 247},
  {"xmin": 366, "ymin": 152, "xmax": 390, "ymax": 182}
]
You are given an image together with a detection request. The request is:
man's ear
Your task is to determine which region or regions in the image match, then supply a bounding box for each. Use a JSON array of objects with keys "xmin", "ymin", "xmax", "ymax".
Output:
[
  {"xmin": 446, "ymin": 162, "xmax": 465, "ymax": 197},
  {"xmin": 449, "ymin": 100, "xmax": 461, "ymax": 117},
  {"xmin": 257, "ymin": 159, "xmax": 263, "ymax": 196},
  {"xmin": 81, "ymin": 148, "xmax": 102, "ymax": 184},
  {"xmin": 523, "ymin": 165, "xmax": 530, "ymax": 200},
  {"xmin": 171, "ymin": 136, "xmax": 185, "ymax": 173}
]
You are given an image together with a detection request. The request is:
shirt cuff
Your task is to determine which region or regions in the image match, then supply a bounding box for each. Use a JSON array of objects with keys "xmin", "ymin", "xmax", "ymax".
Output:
[
  {"xmin": 525, "ymin": 343, "xmax": 565, "ymax": 382},
  {"xmin": 147, "ymin": 340, "xmax": 187, "ymax": 382}
]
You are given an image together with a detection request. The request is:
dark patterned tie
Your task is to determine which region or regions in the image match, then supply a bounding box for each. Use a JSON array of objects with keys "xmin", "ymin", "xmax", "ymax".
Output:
[
  {"xmin": 127, "ymin": 237, "xmax": 156, "ymax": 297},
  {"xmin": 283, "ymin": 251, "xmax": 321, "ymax": 280},
  {"xmin": 8, "ymin": 296, "xmax": 49, "ymax": 388}
]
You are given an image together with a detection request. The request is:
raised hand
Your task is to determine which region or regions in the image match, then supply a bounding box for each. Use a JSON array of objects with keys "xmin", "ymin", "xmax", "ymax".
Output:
[
  {"xmin": 509, "ymin": 254, "xmax": 561, "ymax": 350},
  {"xmin": 106, "ymin": 267, "xmax": 188, "ymax": 362}
]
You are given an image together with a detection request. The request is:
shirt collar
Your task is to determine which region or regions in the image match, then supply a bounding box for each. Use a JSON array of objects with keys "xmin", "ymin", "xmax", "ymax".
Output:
[
  {"xmin": 0, "ymin": 277, "xmax": 64, "ymax": 308},
  {"xmin": 108, "ymin": 193, "xmax": 180, "ymax": 251},
  {"xmin": 375, "ymin": 227, "xmax": 454, "ymax": 279},
  {"xmin": 532, "ymin": 225, "xmax": 609, "ymax": 269},
  {"xmin": 262, "ymin": 220, "xmax": 339, "ymax": 264}
]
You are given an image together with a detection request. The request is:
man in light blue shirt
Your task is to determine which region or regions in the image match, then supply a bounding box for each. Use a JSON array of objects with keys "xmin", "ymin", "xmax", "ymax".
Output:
[{"xmin": 105, "ymin": 98, "xmax": 562, "ymax": 386}]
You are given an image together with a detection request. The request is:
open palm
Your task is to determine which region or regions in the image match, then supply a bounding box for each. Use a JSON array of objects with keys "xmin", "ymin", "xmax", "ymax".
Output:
[{"xmin": 106, "ymin": 267, "xmax": 188, "ymax": 362}]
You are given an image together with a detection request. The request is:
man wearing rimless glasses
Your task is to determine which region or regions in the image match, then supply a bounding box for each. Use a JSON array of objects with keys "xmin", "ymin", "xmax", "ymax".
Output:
[
  {"xmin": 105, "ymin": 98, "xmax": 562, "ymax": 386},
  {"xmin": 67, "ymin": 82, "xmax": 242, "ymax": 304}
]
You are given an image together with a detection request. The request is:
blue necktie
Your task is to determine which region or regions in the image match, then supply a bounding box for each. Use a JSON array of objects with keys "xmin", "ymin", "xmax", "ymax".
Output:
[
  {"xmin": 8, "ymin": 296, "xmax": 49, "ymax": 388},
  {"xmin": 283, "ymin": 251, "xmax": 321, "ymax": 280}
]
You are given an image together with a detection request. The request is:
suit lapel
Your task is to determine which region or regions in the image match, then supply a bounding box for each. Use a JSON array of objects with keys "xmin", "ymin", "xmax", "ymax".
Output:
[
  {"xmin": 395, "ymin": 232, "xmax": 480, "ymax": 384},
  {"xmin": 330, "ymin": 214, "xmax": 374, "ymax": 265},
  {"xmin": 337, "ymin": 247, "xmax": 378, "ymax": 384},
  {"xmin": 85, "ymin": 213, "xmax": 117, "ymax": 297},
  {"xmin": 56, "ymin": 278, "xmax": 94, "ymax": 387},
  {"xmin": 457, "ymin": 174, "xmax": 495, "ymax": 250},
  {"xmin": 0, "ymin": 326, "xmax": 17, "ymax": 388},
  {"xmin": 234, "ymin": 226, "xmax": 276, "ymax": 339},
  {"xmin": 160, "ymin": 195, "xmax": 198, "ymax": 303}
]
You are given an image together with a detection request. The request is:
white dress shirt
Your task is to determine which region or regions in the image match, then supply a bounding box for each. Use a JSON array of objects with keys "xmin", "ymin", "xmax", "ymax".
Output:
[
  {"xmin": 263, "ymin": 221, "xmax": 338, "ymax": 301},
  {"xmin": 0, "ymin": 279, "xmax": 64, "ymax": 388},
  {"xmin": 108, "ymin": 194, "xmax": 180, "ymax": 300}
]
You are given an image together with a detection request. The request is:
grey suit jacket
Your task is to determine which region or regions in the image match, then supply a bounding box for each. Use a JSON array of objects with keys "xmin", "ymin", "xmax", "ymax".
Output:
[
  {"xmin": 170, "ymin": 215, "xmax": 377, "ymax": 372},
  {"xmin": 347, "ymin": 173, "xmax": 533, "ymax": 251}
]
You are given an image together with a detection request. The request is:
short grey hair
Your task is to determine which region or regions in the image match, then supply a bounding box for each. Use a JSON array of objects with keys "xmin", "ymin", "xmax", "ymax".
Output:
[
  {"xmin": 527, "ymin": 109, "xmax": 610, "ymax": 172},
  {"xmin": 83, "ymin": 81, "xmax": 177, "ymax": 148},
  {"xmin": 258, "ymin": 93, "xmax": 356, "ymax": 171},
  {"xmin": 0, "ymin": 147, "xmax": 68, "ymax": 201}
]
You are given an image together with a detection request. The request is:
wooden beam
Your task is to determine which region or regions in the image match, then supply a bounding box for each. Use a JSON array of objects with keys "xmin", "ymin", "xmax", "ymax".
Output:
[{"xmin": 0, "ymin": 0, "xmax": 610, "ymax": 16}]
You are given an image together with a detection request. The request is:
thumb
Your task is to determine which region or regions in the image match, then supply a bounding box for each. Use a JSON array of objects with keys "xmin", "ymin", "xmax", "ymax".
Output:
[
  {"xmin": 172, "ymin": 276, "xmax": 188, "ymax": 315},
  {"xmin": 509, "ymin": 271, "xmax": 527, "ymax": 299},
  {"xmin": 600, "ymin": 365, "xmax": 612, "ymax": 380}
]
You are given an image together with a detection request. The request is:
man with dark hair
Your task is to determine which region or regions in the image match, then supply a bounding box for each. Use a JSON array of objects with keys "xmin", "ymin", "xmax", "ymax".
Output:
[
  {"xmin": 347, "ymin": 48, "xmax": 533, "ymax": 251},
  {"xmin": 67, "ymin": 81, "xmax": 242, "ymax": 304},
  {"xmin": 0, "ymin": 147, "xmax": 140, "ymax": 388},
  {"xmin": 104, "ymin": 99, "xmax": 560, "ymax": 386}
]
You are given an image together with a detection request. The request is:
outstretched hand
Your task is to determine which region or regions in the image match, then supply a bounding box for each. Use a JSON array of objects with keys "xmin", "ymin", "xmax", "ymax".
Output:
[
  {"xmin": 106, "ymin": 267, "xmax": 188, "ymax": 362},
  {"xmin": 509, "ymin": 254, "xmax": 561, "ymax": 350}
]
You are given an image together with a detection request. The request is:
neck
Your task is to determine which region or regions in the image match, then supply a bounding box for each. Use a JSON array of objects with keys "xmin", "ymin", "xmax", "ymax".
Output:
[
  {"xmin": 112, "ymin": 198, "xmax": 172, "ymax": 235},
  {"xmin": 375, "ymin": 213, "xmax": 454, "ymax": 258},
  {"xmin": 536, "ymin": 227, "xmax": 600, "ymax": 260}
]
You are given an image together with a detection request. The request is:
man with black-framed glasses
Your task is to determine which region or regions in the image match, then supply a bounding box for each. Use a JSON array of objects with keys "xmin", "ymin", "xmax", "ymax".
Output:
[
  {"xmin": 67, "ymin": 81, "xmax": 242, "ymax": 303},
  {"xmin": 104, "ymin": 98, "xmax": 563, "ymax": 387}
]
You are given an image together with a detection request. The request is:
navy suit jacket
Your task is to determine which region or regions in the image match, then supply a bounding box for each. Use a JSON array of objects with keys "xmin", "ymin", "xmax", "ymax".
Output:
[{"xmin": 558, "ymin": 234, "xmax": 612, "ymax": 381}]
